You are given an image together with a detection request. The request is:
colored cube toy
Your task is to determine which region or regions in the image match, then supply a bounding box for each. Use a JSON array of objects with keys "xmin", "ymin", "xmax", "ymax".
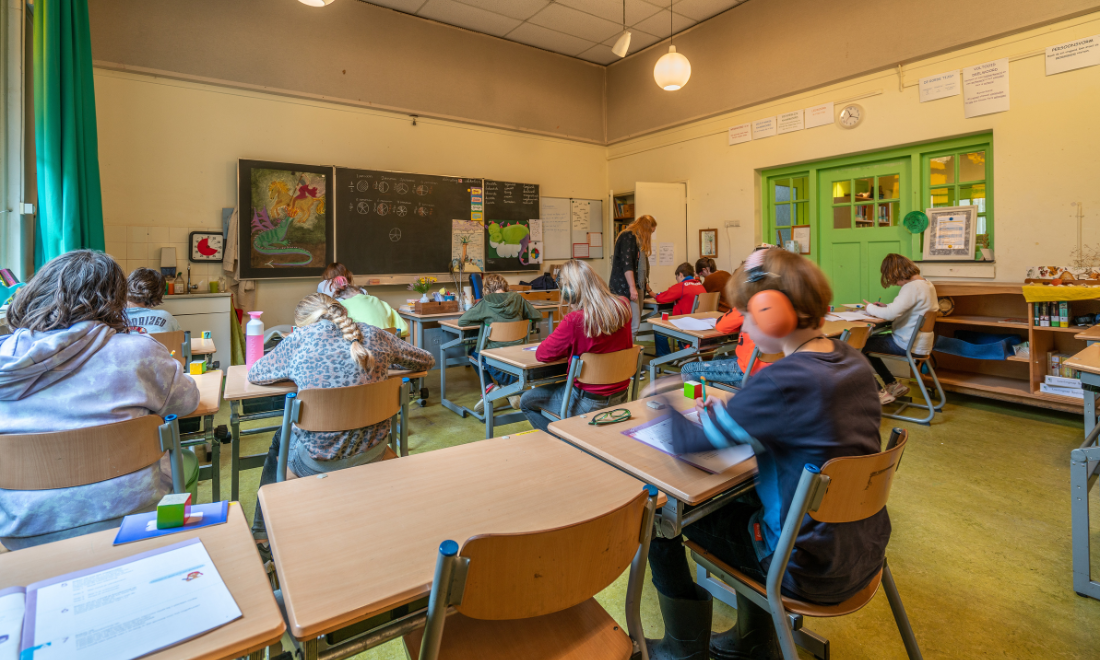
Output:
[
  {"xmin": 157, "ymin": 493, "xmax": 192, "ymax": 529},
  {"xmin": 684, "ymin": 380, "xmax": 703, "ymax": 399},
  {"xmin": 201, "ymin": 330, "xmax": 212, "ymax": 339},
  {"xmin": 189, "ymin": 360, "xmax": 206, "ymax": 375}
]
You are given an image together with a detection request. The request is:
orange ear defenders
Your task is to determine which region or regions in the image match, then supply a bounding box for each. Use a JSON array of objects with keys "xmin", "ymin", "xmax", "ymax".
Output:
[{"xmin": 747, "ymin": 289, "xmax": 797, "ymax": 338}]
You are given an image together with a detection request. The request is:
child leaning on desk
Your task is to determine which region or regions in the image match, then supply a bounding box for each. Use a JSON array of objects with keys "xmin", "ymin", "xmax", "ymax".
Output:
[
  {"xmin": 319, "ymin": 262, "xmax": 410, "ymax": 338},
  {"xmin": 652, "ymin": 262, "xmax": 707, "ymax": 356},
  {"xmin": 645, "ymin": 248, "xmax": 888, "ymax": 660}
]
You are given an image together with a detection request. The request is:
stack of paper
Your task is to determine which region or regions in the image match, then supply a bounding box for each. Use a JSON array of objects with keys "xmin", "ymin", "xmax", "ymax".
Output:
[
  {"xmin": 670, "ymin": 317, "xmax": 718, "ymax": 331},
  {"xmin": 825, "ymin": 311, "xmax": 878, "ymax": 322}
]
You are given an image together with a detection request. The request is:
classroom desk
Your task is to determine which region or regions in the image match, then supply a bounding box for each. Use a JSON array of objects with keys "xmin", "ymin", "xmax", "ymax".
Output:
[
  {"xmin": 222, "ymin": 365, "xmax": 426, "ymax": 501},
  {"xmin": 438, "ymin": 320, "xmax": 481, "ymax": 420},
  {"xmin": 822, "ymin": 317, "xmax": 884, "ymax": 337},
  {"xmin": 1076, "ymin": 325, "xmax": 1100, "ymax": 345},
  {"xmin": 183, "ymin": 369, "xmax": 224, "ymax": 501},
  {"xmin": 260, "ymin": 431, "xmax": 654, "ymax": 660},
  {"xmin": 192, "ymin": 337, "xmax": 216, "ymax": 356},
  {"xmin": 397, "ymin": 308, "xmax": 466, "ymax": 403},
  {"xmin": 1062, "ymin": 345, "xmax": 1100, "ymax": 601},
  {"xmin": 477, "ymin": 342, "xmax": 569, "ymax": 437},
  {"xmin": 648, "ymin": 312, "xmax": 738, "ymax": 382},
  {"xmin": 0, "ymin": 505, "xmax": 285, "ymax": 660},
  {"xmin": 531, "ymin": 300, "xmax": 561, "ymax": 334}
]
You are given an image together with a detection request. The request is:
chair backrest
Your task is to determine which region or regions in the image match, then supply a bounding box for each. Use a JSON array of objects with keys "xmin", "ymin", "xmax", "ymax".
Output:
[
  {"xmin": 383, "ymin": 327, "xmax": 400, "ymax": 335},
  {"xmin": 693, "ymin": 291, "xmax": 720, "ymax": 314},
  {"xmin": 843, "ymin": 324, "xmax": 873, "ymax": 351},
  {"xmin": 457, "ymin": 489, "xmax": 649, "ymax": 620},
  {"xmin": 486, "ymin": 319, "xmax": 529, "ymax": 343},
  {"xmin": 295, "ymin": 378, "xmax": 402, "ymax": 432},
  {"xmin": 0, "ymin": 416, "xmax": 166, "ymax": 490},
  {"xmin": 919, "ymin": 311, "xmax": 939, "ymax": 333},
  {"xmin": 574, "ymin": 346, "xmax": 644, "ymax": 386},
  {"xmin": 152, "ymin": 330, "xmax": 186, "ymax": 365},
  {"xmin": 809, "ymin": 432, "xmax": 908, "ymax": 524}
]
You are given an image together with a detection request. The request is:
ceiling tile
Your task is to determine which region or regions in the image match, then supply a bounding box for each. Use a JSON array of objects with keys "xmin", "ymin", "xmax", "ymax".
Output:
[
  {"xmin": 638, "ymin": 0, "xmax": 673, "ymax": 7},
  {"xmin": 602, "ymin": 29, "xmax": 661, "ymax": 53},
  {"xmin": 555, "ymin": 0, "xmax": 661, "ymax": 26},
  {"xmin": 506, "ymin": 22, "xmax": 596, "ymax": 57},
  {"xmin": 672, "ymin": 0, "xmax": 742, "ymax": 22},
  {"xmin": 361, "ymin": 0, "xmax": 428, "ymax": 12},
  {"xmin": 632, "ymin": 10, "xmax": 696, "ymax": 38},
  {"xmin": 450, "ymin": 0, "xmax": 550, "ymax": 21},
  {"xmin": 577, "ymin": 43, "xmax": 622, "ymax": 65},
  {"xmin": 527, "ymin": 3, "xmax": 623, "ymax": 44},
  {"xmin": 417, "ymin": 0, "xmax": 522, "ymax": 37}
]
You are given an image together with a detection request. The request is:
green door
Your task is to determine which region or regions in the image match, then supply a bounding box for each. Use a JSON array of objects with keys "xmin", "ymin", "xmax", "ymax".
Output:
[{"xmin": 818, "ymin": 160, "xmax": 912, "ymax": 305}]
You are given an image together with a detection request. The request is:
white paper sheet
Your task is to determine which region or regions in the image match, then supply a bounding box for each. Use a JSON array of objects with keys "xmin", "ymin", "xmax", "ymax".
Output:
[
  {"xmin": 658, "ymin": 242, "xmax": 675, "ymax": 266},
  {"xmin": 0, "ymin": 588, "xmax": 24, "ymax": 660},
  {"xmin": 25, "ymin": 539, "xmax": 241, "ymax": 660},
  {"xmin": 670, "ymin": 317, "xmax": 718, "ymax": 331},
  {"xmin": 934, "ymin": 216, "xmax": 967, "ymax": 250},
  {"xmin": 804, "ymin": 102, "xmax": 834, "ymax": 128},
  {"xmin": 451, "ymin": 219, "xmax": 485, "ymax": 270},
  {"xmin": 528, "ymin": 219, "xmax": 543, "ymax": 242},
  {"xmin": 588, "ymin": 232, "xmax": 603, "ymax": 247},
  {"xmin": 825, "ymin": 311, "xmax": 878, "ymax": 322},
  {"xmin": 571, "ymin": 199, "xmax": 590, "ymax": 231},
  {"xmin": 541, "ymin": 198, "xmax": 571, "ymax": 260},
  {"xmin": 624, "ymin": 412, "xmax": 755, "ymax": 475},
  {"xmin": 777, "ymin": 110, "xmax": 804, "ymax": 134},
  {"xmin": 573, "ymin": 243, "xmax": 590, "ymax": 258},
  {"xmin": 728, "ymin": 122, "xmax": 751, "ymax": 145},
  {"xmin": 963, "ymin": 58, "xmax": 1010, "ymax": 118},
  {"xmin": 1046, "ymin": 35, "xmax": 1100, "ymax": 76},
  {"xmin": 752, "ymin": 117, "xmax": 777, "ymax": 139},
  {"xmin": 919, "ymin": 70, "xmax": 960, "ymax": 102}
]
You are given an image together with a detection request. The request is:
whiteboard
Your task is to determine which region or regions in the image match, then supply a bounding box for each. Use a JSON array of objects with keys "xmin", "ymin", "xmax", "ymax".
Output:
[{"xmin": 542, "ymin": 197, "xmax": 603, "ymax": 260}]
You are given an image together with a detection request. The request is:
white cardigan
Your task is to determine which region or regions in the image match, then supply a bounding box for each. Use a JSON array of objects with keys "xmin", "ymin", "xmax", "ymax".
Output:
[{"xmin": 867, "ymin": 279, "xmax": 938, "ymax": 354}]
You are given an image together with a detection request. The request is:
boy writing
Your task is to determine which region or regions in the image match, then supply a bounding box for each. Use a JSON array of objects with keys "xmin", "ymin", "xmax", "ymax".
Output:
[{"xmin": 652, "ymin": 262, "xmax": 707, "ymax": 356}]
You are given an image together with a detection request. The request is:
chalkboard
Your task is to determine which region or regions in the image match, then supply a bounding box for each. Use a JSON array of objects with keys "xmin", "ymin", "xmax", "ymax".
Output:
[
  {"xmin": 483, "ymin": 179, "xmax": 540, "ymax": 272},
  {"xmin": 334, "ymin": 168, "xmax": 480, "ymax": 275}
]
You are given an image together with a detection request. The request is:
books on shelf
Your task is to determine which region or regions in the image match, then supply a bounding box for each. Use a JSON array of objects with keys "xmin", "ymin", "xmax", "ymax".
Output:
[{"xmin": 1040, "ymin": 383, "xmax": 1085, "ymax": 399}]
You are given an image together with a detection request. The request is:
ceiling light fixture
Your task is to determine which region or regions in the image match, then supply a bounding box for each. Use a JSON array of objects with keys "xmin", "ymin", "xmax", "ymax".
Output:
[
  {"xmin": 611, "ymin": 0, "xmax": 631, "ymax": 58},
  {"xmin": 653, "ymin": 6, "xmax": 690, "ymax": 90},
  {"xmin": 298, "ymin": 0, "xmax": 335, "ymax": 6}
]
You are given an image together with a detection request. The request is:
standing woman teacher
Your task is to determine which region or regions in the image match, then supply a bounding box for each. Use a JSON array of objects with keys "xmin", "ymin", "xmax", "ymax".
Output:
[{"xmin": 608, "ymin": 215, "xmax": 657, "ymax": 336}]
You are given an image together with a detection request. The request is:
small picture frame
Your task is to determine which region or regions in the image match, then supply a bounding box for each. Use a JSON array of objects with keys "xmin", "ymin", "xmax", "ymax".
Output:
[
  {"xmin": 188, "ymin": 231, "xmax": 225, "ymax": 263},
  {"xmin": 791, "ymin": 225, "xmax": 811, "ymax": 254},
  {"xmin": 699, "ymin": 228, "xmax": 718, "ymax": 258},
  {"xmin": 922, "ymin": 206, "xmax": 977, "ymax": 261}
]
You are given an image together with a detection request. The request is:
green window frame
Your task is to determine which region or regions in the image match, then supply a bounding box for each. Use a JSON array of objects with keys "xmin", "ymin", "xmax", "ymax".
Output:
[
  {"xmin": 922, "ymin": 144, "xmax": 993, "ymax": 248},
  {"xmin": 770, "ymin": 175, "xmax": 808, "ymax": 245}
]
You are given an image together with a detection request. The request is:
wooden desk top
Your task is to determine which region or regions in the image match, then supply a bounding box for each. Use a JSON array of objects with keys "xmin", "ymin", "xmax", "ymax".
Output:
[
  {"xmin": 440, "ymin": 319, "xmax": 478, "ymax": 331},
  {"xmin": 187, "ymin": 369, "xmax": 224, "ymax": 417},
  {"xmin": 649, "ymin": 312, "xmax": 730, "ymax": 339},
  {"xmin": 397, "ymin": 309, "xmax": 465, "ymax": 320},
  {"xmin": 821, "ymin": 318, "xmax": 882, "ymax": 337},
  {"xmin": 1075, "ymin": 325, "xmax": 1100, "ymax": 341},
  {"xmin": 260, "ymin": 432, "xmax": 651, "ymax": 639},
  {"xmin": 223, "ymin": 365, "xmax": 428, "ymax": 401},
  {"xmin": 0, "ymin": 505, "xmax": 284, "ymax": 660},
  {"xmin": 1066, "ymin": 344, "xmax": 1100, "ymax": 375},
  {"xmin": 479, "ymin": 342, "xmax": 568, "ymax": 369},
  {"xmin": 191, "ymin": 338, "xmax": 216, "ymax": 355},
  {"xmin": 549, "ymin": 392, "xmax": 755, "ymax": 505}
]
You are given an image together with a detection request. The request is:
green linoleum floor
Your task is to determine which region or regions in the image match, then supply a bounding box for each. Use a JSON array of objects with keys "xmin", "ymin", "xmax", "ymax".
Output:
[{"xmin": 195, "ymin": 363, "xmax": 1100, "ymax": 660}]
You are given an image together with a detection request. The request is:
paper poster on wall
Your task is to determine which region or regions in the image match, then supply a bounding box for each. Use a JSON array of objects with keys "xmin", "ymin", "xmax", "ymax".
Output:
[
  {"xmin": 588, "ymin": 232, "xmax": 603, "ymax": 248},
  {"xmin": 573, "ymin": 243, "xmax": 590, "ymax": 258},
  {"xmin": 728, "ymin": 122, "xmax": 751, "ymax": 145},
  {"xmin": 528, "ymin": 219, "xmax": 543, "ymax": 242},
  {"xmin": 776, "ymin": 110, "xmax": 804, "ymax": 135},
  {"xmin": 541, "ymin": 198, "xmax": 571, "ymax": 260},
  {"xmin": 962, "ymin": 58, "xmax": 1009, "ymax": 118},
  {"xmin": 452, "ymin": 219, "xmax": 485, "ymax": 270},
  {"xmin": 1046, "ymin": 35, "xmax": 1100, "ymax": 75},
  {"xmin": 804, "ymin": 102, "xmax": 834, "ymax": 129},
  {"xmin": 524, "ymin": 241, "xmax": 543, "ymax": 265},
  {"xmin": 571, "ymin": 199, "xmax": 590, "ymax": 231},
  {"xmin": 919, "ymin": 70, "xmax": 960, "ymax": 102},
  {"xmin": 658, "ymin": 242, "xmax": 675, "ymax": 266},
  {"xmin": 752, "ymin": 117, "xmax": 777, "ymax": 139}
]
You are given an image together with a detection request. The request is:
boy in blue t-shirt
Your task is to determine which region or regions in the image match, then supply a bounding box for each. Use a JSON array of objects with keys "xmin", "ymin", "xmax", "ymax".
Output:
[
  {"xmin": 124, "ymin": 268, "xmax": 181, "ymax": 334},
  {"xmin": 646, "ymin": 248, "xmax": 888, "ymax": 660}
]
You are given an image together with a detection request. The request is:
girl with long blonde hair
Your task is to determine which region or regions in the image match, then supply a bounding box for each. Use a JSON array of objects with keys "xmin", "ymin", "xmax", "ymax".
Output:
[
  {"xmin": 519, "ymin": 260, "xmax": 634, "ymax": 432},
  {"xmin": 609, "ymin": 214, "xmax": 658, "ymax": 336},
  {"xmin": 248, "ymin": 292, "xmax": 434, "ymax": 538}
]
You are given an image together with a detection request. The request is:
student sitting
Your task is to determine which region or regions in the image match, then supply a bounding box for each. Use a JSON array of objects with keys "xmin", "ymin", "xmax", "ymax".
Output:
[
  {"xmin": 124, "ymin": 267, "xmax": 181, "ymax": 334},
  {"xmin": 0, "ymin": 251, "xmax": 199, "ymax": 549},
  {"xmin": 646, "ymin": 248, "xmax": 887, "ymax": 660},
  {"xmin": 679, "ymin": 303, "xmax": 767, "ymax": 388},
  {"xmin": 249, "ymin": 293, "xmax": 434, "ymax": 538},
  {"xmin": 519, "ymin": 260, "xmax": 633, "ymax": 433},
  {"xmin": 458, "ymin": 273, "xmax": 542, "ymax": 412},
  {"xmin": 320, "ymin": 262, "xmax": 410, "ymax": 337},
  {"xmin": 696, "ymin": 257, "xmax": 733, "ymax": 312},
  {"xmin": 863, "ymin": 254, "xmax": 938, "ymax": 405},
  {"xmin": 652, "ymin": 262, "xmax": 707, "ymax": 356},
  {"xmin": 318, "ymin": 262, "xmax": 357, "ymax": 297}
]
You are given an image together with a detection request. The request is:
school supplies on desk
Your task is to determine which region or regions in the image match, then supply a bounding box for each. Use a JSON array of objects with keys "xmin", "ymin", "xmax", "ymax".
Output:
[
  {"xmin": 114, "ymin": 501, "xmax": 230, "ymax": 545},
  {"xmin": 826, "ymin": 311, "xmax": 878, "ymax": 322},
  {"xmin": 622, "ymin": 412, "xmax": 754, "ymax": 474},
  {"xmin": 12, "ymin": 538, "xmax": 241, "ymax": 660},
  {"xmin": 669, "ymin": 316, "xmax": 718, "ymax": 331}
]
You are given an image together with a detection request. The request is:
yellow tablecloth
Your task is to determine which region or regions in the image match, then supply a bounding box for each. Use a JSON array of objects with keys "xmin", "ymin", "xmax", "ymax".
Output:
[{"xmin": 1022, "ymin": 284, "xmax": 1100, "ymax": 303}]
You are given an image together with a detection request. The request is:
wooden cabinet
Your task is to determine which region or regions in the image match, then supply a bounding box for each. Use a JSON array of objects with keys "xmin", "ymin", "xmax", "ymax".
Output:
[{"xmin": 161, "ymin": 293, "xmax": 232, "ymax": 369}]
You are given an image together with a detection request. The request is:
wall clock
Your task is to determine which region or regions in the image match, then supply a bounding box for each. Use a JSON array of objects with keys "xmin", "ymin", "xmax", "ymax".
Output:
[
  {"xmin": 189, "ymin": 231, "xmax": 225, "ymax": 262},
  {"xmin": 838, "ymin": 103, "xmax": 864, "ymax": 130}
]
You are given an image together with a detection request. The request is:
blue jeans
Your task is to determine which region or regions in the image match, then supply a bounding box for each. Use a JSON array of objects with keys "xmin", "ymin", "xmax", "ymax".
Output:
[
  {"xmin": 520, "ymin": 384, "xmax": 629, "ymax": 433},
  {"xmin": 470, "ymin": 349, "xmax": 517, "ymax": 387},
  {"xmin": 655, "ymin": 334, "xmax": 675, "ymax": 357},
  {"xmin": 680, "ymin": 357, "xmax": 745, "ymax": 386},
  {"xmin": 862, "ymin": 333, "xmax": 907, "ymax": 385}
]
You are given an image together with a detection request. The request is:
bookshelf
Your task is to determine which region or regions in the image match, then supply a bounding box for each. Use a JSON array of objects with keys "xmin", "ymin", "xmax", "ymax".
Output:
[
  {"xmin": 931, "ymin": 282, "xmax": 1100, "ymax": 413},
  {"xmin": 612, "ymin": 191, "xmax": 634, "ymax": 238}
]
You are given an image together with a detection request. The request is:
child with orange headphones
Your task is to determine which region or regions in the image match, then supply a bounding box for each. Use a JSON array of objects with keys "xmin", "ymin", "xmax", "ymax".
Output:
[{"xmin": 645, "ymin": 248, "xmax": 891, "ymax": 660}]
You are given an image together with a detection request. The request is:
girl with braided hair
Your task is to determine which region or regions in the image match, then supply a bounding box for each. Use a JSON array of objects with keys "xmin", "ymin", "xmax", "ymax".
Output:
[{"xmin": 248, "ymin": 293, "xmax": 434, "ymax": 537}]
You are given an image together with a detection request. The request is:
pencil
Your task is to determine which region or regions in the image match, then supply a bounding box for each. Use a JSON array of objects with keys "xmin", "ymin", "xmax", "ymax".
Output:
[{"xmin": 700, "ymin": 376, "xmax": 707, "ymax": 403}]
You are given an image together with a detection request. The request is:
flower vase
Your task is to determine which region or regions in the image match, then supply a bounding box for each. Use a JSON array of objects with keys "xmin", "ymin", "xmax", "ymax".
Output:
[{"xmin": 419, "ymin": 293, "xmax": 430, "ymax": 303}]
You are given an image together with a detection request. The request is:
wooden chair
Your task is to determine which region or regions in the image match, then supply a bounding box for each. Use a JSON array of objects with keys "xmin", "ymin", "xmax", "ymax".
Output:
[
  {"xmin": 0, "ymin": 414, "xmax": 190, "ymax": 498},
  {"xmin": 473, "ymin": 320, "xmax": 532, "ymax": 414},
  {"xmin": 152, "ymin": 329, "xmax": 191, "ymax": 366},
  {"xmin": 405, "ymin": 486, "xmax": 658, "ymax": 660},
  {"xmin": 274, "ymin": 378, "xmax": 405, "ymax": 480},
  {"xmin": 384, "ymin": 327, "xmax": 400, "ymax": 335},
  {"xmin": 686, "ymin": 430, "xmax": 922, "ymax": 660},
  {"xmin": 839, "ymin": 323, "xmax": 873, "ymax": 350},
  {"xmin": 692, "ymin": 291, "xmax": 720, "ymax": 314},
  {"xmin": 539, "ymin": 346, "xmax": 645, "ymax": 424},
  {"xmin": 866, "ymin": 312, "xmax": 946, "ymax": 425}
]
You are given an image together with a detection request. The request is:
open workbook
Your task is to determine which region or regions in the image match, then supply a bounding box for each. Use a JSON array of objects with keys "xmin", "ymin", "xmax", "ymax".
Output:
[
  {"xmin": 623, "ymin": 410, "xmax": 754, "ymax": 474},
  {"xmin": 0, "ymin": 538, "xmax": 241, "ymax": 660}
]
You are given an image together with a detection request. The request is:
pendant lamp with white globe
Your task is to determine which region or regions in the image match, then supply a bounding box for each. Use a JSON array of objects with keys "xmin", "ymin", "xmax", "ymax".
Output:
[
  {"xmin": 298, "ymin": 0, "xmax": 335, "ymax": 6},
  {"xmin": 653, "ymin": 7, "xmax": 690, "ymax": 90}
]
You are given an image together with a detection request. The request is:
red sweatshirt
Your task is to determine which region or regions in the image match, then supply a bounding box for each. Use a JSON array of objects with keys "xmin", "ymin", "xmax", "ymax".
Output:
[
  {"xmin": 716, "ymin": 309, "xmax": 768, "ymax": 376},
  {"xmin": 535, "ymin": 308, "xmax": 634, "ymax": 395},
  {"xmin": 654, "ymin": 278, "xmax": 707, "ymax": 316}
]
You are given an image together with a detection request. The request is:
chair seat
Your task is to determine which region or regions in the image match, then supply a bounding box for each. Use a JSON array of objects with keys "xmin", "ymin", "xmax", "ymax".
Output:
[
  {"xmin": 685, "ymin": 540, "xmax": 882, "ymax": 618},
  {"xmin": 403, "ymin": 597, "xmax": 631, "ymax": 660}
]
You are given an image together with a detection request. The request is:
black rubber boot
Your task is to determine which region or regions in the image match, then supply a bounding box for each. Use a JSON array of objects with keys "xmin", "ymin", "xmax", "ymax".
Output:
[
  {"xmin": 645, "ymin": 584, "xmax": 713, "ymax": 660},
  {"xmin": 709, "ymin": 592, "xmax": 782, "ymax": 660}
]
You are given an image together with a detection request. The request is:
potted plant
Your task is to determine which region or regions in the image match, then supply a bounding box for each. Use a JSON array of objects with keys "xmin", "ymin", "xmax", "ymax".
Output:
[{"xmin": 409, "ymin": 276, "xmax": 437, "ymax": 303}]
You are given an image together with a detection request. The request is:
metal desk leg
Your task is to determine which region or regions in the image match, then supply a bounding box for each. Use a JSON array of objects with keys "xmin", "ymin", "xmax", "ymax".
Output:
[
  {"xmin": 1071, "ymin": 445, "xmax": 1100, "ymax": 600},
  {"xmin": 400, "ymin": 383, "xmax": 410, "ymax": 457},
  {"xmin": 230, "ymin": 400, "xmax": 241, "ymax": 502},
  {"xmin": 1086, "ymin": 388, "xmax": 1097, "ymax": 446},
  {"xmin": 205, "ymin": 413, "xmax": 220, "ymax": 502},
  {"xmin": 414, "ymin": 320, "xmax": 427, "ymax": 401},
  {"xmin": 648, "ymin": 339, "xmax": 699, "ymax": 383}
]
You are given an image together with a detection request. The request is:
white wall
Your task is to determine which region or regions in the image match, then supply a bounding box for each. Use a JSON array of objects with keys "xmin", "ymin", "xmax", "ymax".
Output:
[
  {"xmin": 94, "ymin": 69, "xmax": 608, "ymax": 326},
  {"xmin": 608, "ymin": 13, "xmax": 1100, "ymax": 289}
]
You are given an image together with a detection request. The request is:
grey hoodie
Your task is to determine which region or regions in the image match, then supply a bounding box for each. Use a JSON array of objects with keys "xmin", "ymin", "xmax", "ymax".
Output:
[
  {"xmin": 0, "ymin": 321, "xmax": 199, "ymax": 546},
  {"xmin": 457, "ymin": 292, "xmax": 544, "ymax": 349}
]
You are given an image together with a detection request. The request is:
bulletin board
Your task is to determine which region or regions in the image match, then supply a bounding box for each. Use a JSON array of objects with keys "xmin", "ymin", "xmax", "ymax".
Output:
[{"xmin": 540, "ymin": 197, "xmax": 603, "ymax": 260}]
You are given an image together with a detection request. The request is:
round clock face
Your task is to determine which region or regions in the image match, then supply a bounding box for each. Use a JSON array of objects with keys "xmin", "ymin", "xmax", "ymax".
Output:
[{"xmin": 838, "ymin": 103, "xmax": 864, "ymax": 129}]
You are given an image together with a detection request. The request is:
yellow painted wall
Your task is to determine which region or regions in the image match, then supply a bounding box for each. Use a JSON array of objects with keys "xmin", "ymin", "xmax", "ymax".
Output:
[
  {"xmin": 94, "ymin": 69, "xmax": 608, "ymax": 327},
  {"xmin": 608, "ymin": 13, "xmax": 1100, "ymax": 291}
]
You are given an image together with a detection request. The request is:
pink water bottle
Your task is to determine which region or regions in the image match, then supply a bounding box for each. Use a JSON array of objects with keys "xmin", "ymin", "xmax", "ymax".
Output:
[{"xmin": 246, "ymin": 311, "xmax": 265, "ymax": 367}]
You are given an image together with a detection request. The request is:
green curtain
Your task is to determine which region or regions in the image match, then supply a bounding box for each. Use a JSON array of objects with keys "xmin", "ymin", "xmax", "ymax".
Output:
[{"xmin": 33, "ymin": 0, "xmax": 104, "ymax": 268}]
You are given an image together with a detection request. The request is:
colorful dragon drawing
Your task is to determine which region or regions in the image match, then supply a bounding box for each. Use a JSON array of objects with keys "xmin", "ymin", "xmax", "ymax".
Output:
[{"xmin": 251, "ymin": 206, "xmax": 313, "ymax": 266}]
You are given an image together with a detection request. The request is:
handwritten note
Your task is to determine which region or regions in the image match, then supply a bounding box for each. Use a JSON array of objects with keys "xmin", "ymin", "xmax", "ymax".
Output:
[{"xmin": 571, "ymin": 199, "xmax": 590, "ymax": 231}]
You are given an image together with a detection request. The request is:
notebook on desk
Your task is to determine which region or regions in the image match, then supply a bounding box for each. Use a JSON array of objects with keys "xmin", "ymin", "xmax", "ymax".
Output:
[{"xmin": 623, "ymin": 411, "xmax": 754, "ymax": 474}]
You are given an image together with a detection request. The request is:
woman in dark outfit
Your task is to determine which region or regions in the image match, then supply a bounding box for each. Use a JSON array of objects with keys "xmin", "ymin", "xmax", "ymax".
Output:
[{"xmin": 608, "ymin": 214, "xmax": 657, "ymax": 337}]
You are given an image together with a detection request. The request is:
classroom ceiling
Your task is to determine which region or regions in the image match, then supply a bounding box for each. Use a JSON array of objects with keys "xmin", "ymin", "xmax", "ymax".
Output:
[{"xmin": 357, "ymin": 0, "xmax": 750, "ymax": 65}]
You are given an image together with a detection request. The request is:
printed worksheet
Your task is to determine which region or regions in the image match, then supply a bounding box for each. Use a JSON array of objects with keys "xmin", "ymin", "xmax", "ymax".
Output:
[
  {"xmin": 0, "ymin": 588, "xmax": 24, "ymax": 660},
  {"xmin": 624, "ymin": 411, "xmax": 755, "ymax": 474}
]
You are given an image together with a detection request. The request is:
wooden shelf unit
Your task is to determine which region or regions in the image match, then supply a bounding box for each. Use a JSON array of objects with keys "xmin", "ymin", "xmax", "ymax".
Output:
[
  {"xmin": 931, "ymin": 281, "xmax": 1100, "ymax": 413},
  {"xmin": 613, "ymin": 192, "xmax": 635, "ymax": 235}
]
